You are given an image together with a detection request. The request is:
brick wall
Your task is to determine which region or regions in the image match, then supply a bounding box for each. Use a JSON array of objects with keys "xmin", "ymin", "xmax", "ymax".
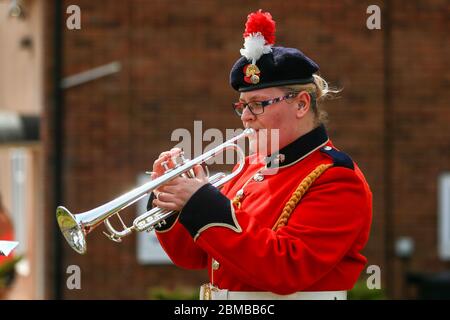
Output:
[
  {"xmin": 42, "ymin": 0, "xmax": 450, "ymax": 299},
  {"xmin": 388, "ymin": 0, "xmax": 450, "ymax": 297}
]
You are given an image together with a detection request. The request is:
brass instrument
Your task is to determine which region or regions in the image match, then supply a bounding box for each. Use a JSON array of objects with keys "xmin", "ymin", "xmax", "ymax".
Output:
[{"xmin": 56, "ymin": 128, "xmax": 254, "ymax": 254}]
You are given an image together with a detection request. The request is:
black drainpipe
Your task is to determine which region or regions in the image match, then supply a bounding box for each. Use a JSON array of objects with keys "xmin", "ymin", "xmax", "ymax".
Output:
[
  {"xmin": 52, "ymin": 0, "xmax": 64, "ymax": 300},
  {"xmin": 383, "ymin": 0, "xmax": 394, "ymax": 298}
]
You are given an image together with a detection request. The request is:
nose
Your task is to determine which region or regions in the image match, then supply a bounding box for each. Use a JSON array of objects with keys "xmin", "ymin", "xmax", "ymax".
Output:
[{"xmin": 240, "ymin": 106, "xmax": 256, "ymax": 123}]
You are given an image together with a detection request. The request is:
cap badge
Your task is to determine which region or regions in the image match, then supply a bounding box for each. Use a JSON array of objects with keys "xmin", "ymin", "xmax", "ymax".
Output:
[{"xmin": 243, "ymin": 64, "xmax": 261, "ymax": 84}]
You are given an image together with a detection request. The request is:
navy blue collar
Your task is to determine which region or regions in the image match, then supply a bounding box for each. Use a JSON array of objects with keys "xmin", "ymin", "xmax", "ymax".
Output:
[{"xmin": 265, "ymin": 124, "xmax": 329, "ymax": 168}]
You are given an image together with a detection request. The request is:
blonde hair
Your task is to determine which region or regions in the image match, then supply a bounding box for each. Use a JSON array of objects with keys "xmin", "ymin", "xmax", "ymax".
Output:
[{"xmin": 279, "ymin": 74, "xmax": 341, "ymax": 126}]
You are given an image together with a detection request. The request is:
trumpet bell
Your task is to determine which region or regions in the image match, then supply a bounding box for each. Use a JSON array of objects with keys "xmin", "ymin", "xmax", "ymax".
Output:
[{"xmin": 56, "ymin": 206, "xmax": 87, "ymax": 254}]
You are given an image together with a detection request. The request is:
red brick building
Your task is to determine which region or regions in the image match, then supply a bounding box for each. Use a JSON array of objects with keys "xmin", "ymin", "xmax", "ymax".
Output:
[{"xmin": 1, "ymin": 0, "xmax": 449, "ymax": 299}]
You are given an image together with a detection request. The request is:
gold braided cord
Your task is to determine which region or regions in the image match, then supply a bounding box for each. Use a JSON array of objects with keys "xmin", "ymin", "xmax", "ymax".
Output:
[{"xmin": 272, "ymin": 163, "xmax": 333, "ymax": 231}]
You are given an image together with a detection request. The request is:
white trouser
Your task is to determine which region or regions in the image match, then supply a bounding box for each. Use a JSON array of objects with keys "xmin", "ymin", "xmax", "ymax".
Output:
[{"xmin": 200, "ymin": 284, "xmax": 347, "ymax": 300}]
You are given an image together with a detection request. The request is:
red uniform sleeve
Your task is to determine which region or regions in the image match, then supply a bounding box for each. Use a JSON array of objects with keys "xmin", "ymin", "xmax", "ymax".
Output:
[
  {"xmin": 155, "ymin": 218, "xmax": 208, "ymax": 270},
  {"xmin": 178, "ymin": 166, "xmax": 372, "ymax": 294},
  {"xmin": 145, "ymin": 192, "xmax": 208, "ymax": 270}
]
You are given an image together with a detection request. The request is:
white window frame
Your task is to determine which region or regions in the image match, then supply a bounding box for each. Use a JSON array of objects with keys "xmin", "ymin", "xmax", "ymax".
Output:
[
  {"xmin": 438, "ymin": 173, "xmax": 450, "ymax": 260},
  {"xmin": 10, "ymin": 148, "xmax": 27, "ymax": 256},
  {"xmin": 136, "ymin": 173, "xmax": 172, "ymax": 265}
]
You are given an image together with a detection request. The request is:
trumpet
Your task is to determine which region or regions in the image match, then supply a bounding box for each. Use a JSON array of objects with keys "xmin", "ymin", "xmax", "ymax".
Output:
[{"xmin": 56, "ymin": 128, "xmax": 255, "ymax": 254}]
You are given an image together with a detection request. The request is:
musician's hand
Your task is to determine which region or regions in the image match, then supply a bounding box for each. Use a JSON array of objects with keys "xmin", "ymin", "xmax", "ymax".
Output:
[
  {"xmin": 151, "ymin": 148, "xmax": 182, "ymax": 177},
  {"xmin": 152, "ymin": 165, "xmax": 208, "ymax": 212},
  {"xmin": 150, "ymin": 147, "xmax": 183, "ymax": 193}
]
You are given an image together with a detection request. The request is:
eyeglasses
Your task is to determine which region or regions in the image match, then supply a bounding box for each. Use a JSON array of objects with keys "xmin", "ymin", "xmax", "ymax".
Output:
[{"xmin": 232, "ymin": 93, "xmax": 299, "ymax": 117}]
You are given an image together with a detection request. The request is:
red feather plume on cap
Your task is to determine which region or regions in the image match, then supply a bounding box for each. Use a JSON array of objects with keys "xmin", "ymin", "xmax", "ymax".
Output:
[{"xmin": 243, "ymin": 9, "xmax": 276, "ymax": 45}]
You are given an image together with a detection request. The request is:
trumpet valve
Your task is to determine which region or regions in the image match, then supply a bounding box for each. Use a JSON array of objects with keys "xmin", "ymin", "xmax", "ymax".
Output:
[
  {"xmin": 173, "ymin": 151, "xmax": 187, "ymax": 168},
  {"xmin": 161, "ymin": 161, "xmax": 171, "ymax": 172},
  {"xmin": 179, "ymin": 151, "xmax": 188, "ymax": 163},
  {"xmin": 154, "ymin": 219, "xmax": 167, "ymax": 230}
]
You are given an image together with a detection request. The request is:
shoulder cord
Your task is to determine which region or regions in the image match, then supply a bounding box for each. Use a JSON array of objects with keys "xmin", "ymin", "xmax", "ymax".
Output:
[{"xmin": 272, "ymin": 163, "xmax": 333, "ymax": 231}]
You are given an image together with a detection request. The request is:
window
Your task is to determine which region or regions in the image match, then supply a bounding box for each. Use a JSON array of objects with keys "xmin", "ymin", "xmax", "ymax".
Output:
[
  {"xmin": 10, "ymin": 148, "xmax": 27, "ymax": 256},
  {"xmin": 438, "ymin": 173, "xmax": 450, "ymax": 260},
  {"xmin": 136, "ymin": 173, "xmax": 172, "ymax": 265}
]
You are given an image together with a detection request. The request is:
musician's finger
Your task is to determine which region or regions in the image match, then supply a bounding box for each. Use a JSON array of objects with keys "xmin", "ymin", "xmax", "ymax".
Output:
[
  {"xmin": 170, "ymin": 148, "xmax": 183, "ymax": 157},
  {"xmin": 158, "ymin": 151, "xmax": 171, "ymax": 159},
  {"xmin": 153, "ymin": 197, "xmax": 179, "ymax": 211},
  {"xmin": 193, "ymin": 165, "xmax": 207, "ymax": 180},
  {"xmin": 154, "ymin": 153, "xmax": 177, "ymax": 173}
]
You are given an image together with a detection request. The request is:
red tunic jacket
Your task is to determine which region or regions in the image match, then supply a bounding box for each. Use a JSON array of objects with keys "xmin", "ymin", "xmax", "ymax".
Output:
[{"xmin": 154, "ymin": 125, "xmax": 372, "ymax": 294}]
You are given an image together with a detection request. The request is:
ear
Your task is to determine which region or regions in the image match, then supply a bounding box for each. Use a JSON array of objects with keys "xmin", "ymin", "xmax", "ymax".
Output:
[{"xmin": 295, "ymin": 91, "xmax": 311, "ymax": 118}]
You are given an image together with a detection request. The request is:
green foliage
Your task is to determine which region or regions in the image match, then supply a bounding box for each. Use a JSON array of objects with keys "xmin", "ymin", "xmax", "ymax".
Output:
[
  {"xmin": 0, "ymin": 255, "xmax": 21, "ymax": 288},
  {"xmin": 147, "ymin": 282, "xmax": 386, "ymax": 300},
  {"xmin": 148, "ymin": 286, "xmax": 199, "ymax": 300},
  {"xmin": 348, "ymin": 280, "xmax": 386, "ymax": 300}
]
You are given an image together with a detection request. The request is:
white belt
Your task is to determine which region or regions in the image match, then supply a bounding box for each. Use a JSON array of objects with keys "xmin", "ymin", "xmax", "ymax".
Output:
[{"xmin": 200, "ymin": 284, "xmax": 347, "ymax": 300}]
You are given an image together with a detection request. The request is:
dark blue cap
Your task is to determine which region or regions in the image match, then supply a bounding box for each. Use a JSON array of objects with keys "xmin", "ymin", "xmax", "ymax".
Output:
[{"xmin": 230, "ymin": 46, "xmax": 319, "ymax": 92}]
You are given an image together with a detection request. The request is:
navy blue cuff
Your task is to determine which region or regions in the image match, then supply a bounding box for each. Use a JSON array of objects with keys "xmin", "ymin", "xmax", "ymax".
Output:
[
  {"xmin": 179, "ymin": 183, "xmax": 241, "ymax": 240},
  {"xmin": 146, "ymin": 192, "xmax": 179, "ymax": 232}
]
